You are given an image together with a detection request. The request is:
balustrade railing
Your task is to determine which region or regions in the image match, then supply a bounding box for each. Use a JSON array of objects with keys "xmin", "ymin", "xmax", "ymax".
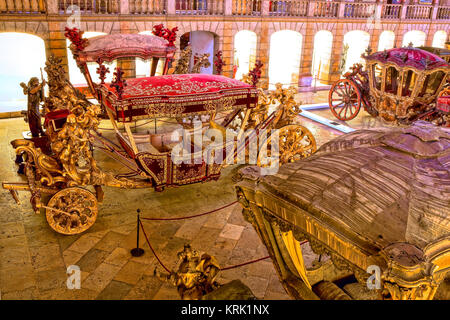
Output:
[
  {"xmin": 1, "ymin": 0, "xmax": 450, "ymax": 21},
  {"xmin": 0, "ymin": 0, "xmax": 46, "ymax": 13},
  {"xmin": 437, "ymin": 5, "xmax": 450, "ymax": 19},
  {"xmin": 176, "ymin": 0, "xmax": 224, "ymax": 15},
  {"xmin": 381, "ymin": 3, "xmax": 401, "ymax": 19},
  {"xmin": 268, "ymin": 0, "xmax": 307, "ymax": 17},
  {"xmin": 58, "ymin": 0, "xmax": 120, "ymax": 14},
  {"xmin": 232, "ymin": 0, "xmax": 261, "ymax": 16},
  {"xmin": 405, "ymin": 4, "xmax": 432, "ymax": 19},
  {"xmin": 130, "ymin": 0, "xmax": 166, "ymax": 14},
  {"xmin": 342, "ymin": 2, "xmax": 374, "ymax": 19},
  {"xmin": 311, "ymin": 1, "xmax": 338, "ymax": 18}
]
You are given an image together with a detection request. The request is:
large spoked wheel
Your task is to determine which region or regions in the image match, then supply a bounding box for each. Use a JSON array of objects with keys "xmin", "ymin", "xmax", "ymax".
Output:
[
  {"xmin": 328, "ymin": 79, "xmax": 361, "ymax": 121},
  {"xmin": 46, "ymin": 187, "xmax": 98, "ymax": 235},
  {"xmin": 257, "ymin": 124, "xmax": 317, "ymax": 168}
]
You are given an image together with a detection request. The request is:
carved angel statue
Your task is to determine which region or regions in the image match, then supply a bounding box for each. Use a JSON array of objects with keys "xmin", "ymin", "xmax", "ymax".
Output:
[
  {"xmin": 155, "ymin": 244, "xmax": 221, "ymax": 300},
  {"xmin": 174, "ymin": 45, "xmax": 192, "ymax": 74},
  {"xmin": 191, "ymin": 53, "xmax": 211, "ymax": 74},
  {"xmin": 20, "ymin": 76, "xmax": 46, "ymax": 137}
]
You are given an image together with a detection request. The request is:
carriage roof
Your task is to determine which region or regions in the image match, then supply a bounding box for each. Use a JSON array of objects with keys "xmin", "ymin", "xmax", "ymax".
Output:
[
  {"xmin": 364, "ymin": 47, "xmax": 449, "ymax": 71},
  {"xmin": 239, "ymin": 121, "xmax": 450, "ymax": 251},
  {"xmin": 74, "ymin": 33, "xmax": 176, "ymax": 63}
]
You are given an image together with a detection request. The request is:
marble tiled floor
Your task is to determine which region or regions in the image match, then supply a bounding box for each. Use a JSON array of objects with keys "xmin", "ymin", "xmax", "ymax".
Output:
[{"xmin": 0, "ymin": 92, "xmax": 346, "ymax": 300}]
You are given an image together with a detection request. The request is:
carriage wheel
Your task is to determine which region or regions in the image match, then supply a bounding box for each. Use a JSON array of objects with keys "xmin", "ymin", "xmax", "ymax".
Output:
[
  {"xmin": 46, "ymin": 187, "xmax": 98, "ymax": 235},
  {"xmin": 257, "ymin": 124, "xmax": 317, "ymax": 168},
  {"xmin": 328, "ymin": 79, "xmax": 361, "ymax": 121}
]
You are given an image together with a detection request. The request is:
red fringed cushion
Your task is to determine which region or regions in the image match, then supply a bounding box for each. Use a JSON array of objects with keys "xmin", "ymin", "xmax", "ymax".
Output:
[
  {"xmin": 44, "ymin": 109, "xmax": 70, "ymax": 127},
  {"xmin": 100, "ymin": 74, "xmax": 259, "ymax": 121}
]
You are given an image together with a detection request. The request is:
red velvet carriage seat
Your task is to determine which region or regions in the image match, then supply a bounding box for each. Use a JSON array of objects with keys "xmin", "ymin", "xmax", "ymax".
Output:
[{"xmin": 99, "ymin": 74, "xmax": 259, "ymax": 122}]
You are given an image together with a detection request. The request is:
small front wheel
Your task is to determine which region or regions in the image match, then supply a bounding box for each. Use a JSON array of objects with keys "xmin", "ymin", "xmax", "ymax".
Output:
[
  {"xmin": 46, "ymin": 187, "xmax": 98, "ymax": 235},
  {"xmin": 257, "ymin": 124, "xmax": 317, "ymax": 168},
  {"xmin": 328, "ymin": 78, "xmax": 361, "ymax": 121}
]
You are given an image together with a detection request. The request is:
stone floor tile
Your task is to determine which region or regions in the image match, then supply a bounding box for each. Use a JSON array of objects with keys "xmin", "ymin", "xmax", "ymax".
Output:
[
  {"xmin": 267, "ymin": 274, "xmax": 287, "ymax": 294},
  {"xmin": 0, "ymin": 266, "xmax": 36, "ymax": 293},
  {"xmin": 66, "ymin": 234, "xmax": 103, "ymax": 255},
  {"xmin": 240, "ymin": 275, "xmax": 270, "ymax": 299},
  {"xmin": 104, "ymin": 247, "xmax": 131, "ymax": 267},
  {"xmin": 76, "ymin": 248, "xmax": 110, "ymax": 273},
  {"xmin": 152, "ymin": 282, "xmax": 180, "ymax": 300},
  {"xmin": 96, "ymin": 280, "xmax": 133, "ymax": 300},
  {"xmin": 123, "ymin": 274, "xmax": 163, "ymax": 300},
  {"xmin": 0, "ymin": 221, "xmax": 25, "ymax": 239},
  {"xmin": 82, "ymin": 263, "xmax": 121, "ymax": 292},
  {"xmin": 0, "ymin": 286, "xmax": 40, "ymax": 300},
  {"xmin": 62, "ymin": 250, "xmax": 84, "ymax": 268},
  {"xmin": 35, "ymin": 266, "xmax": 67, "ymax": 292},
  {"xmin": 29, "ymin": 244, "xmax": 65, "ymax": 271},
  {"xmin": 264, "ymin": 290, "xmax": 291, "ymax": 300},
  {"xmin": 94, "ymin": 231, "xmax": 127, "ymax": 252},
  {"xmin": 113, "ymin": 261, "xmax": 149, "ymax": 285},
  {"xmin": 219, "ymin": 224, "xmax": 245, "ymax": 240}
]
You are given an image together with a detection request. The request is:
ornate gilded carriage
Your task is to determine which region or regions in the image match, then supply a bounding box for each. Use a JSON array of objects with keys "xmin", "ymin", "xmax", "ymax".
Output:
[
  {"xmin": 328, "ymin": 47, "xmax": 450, "ymax": 126},
  {"xmin": 2, "ymin": 27, "xmax": 317, "ymax": 236},
  {"xmin": 236, "ymin": 121, "xmax": 450, "ymax": 300}
]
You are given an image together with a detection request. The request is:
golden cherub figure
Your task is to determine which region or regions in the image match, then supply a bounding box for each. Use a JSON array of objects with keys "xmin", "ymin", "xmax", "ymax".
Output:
[
  {"xmin": 20, "ymin": 76, "xmax": 46, "ymax": 137},
  {"xmin": 155, "ymin": 244, "xmax": 221, "ymax": 300}
]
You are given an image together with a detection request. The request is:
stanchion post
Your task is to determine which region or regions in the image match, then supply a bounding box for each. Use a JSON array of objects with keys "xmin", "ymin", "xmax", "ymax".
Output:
[{"xmin": 130, "ymin": 209, "xmax": 145, "ymax": 257}]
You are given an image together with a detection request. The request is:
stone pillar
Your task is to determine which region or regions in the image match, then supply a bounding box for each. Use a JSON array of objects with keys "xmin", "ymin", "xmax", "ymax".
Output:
[
  {"xmin": 256, "ymin": 22, "xmax": 270, "ymax": 89},
  {"xmin": 261, "ymin": 0, "xmax": 270, "ymax": 16},
  {"xmin": 400, "ymin": 3, "xmax": 408, "ymax": 19},
  {"xmin": 120, "ymin": 0, "xmax": 129, "ymax": 14},
  {"xmin": 116, "ymin": 21, "xmax": 137, "ymax": 79},
  {"xmin": 298, "ymin": 24, "xmax": 314, "ymax": 89},
  {"xmin": 167, "ymin": 0, "xmax": 176, "ymax": 15},
  {"xmin": 47, "ymin": 21, "xmax": 69, "ymax": 78},
  {"xmin": 431, "ymin": 4, "xmax": 439, "ymax": 20},
  {"xmin": 222, "ymin": 22, "xmax": 234, "ymax": 78},
  {"xmin": 46, "ymin": 0, "xmax": 58, "ymax": 14},
  {"xmin": 328, "ymin": 24, "xmax": 344, "ymax": 84},
  {"xmin": 224, "ymin": 0, "xmax": 233, "ymax": 15}
]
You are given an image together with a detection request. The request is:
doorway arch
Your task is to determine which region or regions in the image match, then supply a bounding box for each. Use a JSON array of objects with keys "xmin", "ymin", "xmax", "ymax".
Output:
[
  {"xmin": 0, "ymin": 32, "xmax": 46, "ymax": 112},
  {"xmin": 342, "ymin": 30, "xmax": 370, "ymax": 74},
  {"xmin": 402, "ymin": 30, "xmax": 426, "ymax": 47},
  {"xmin": 268, "ymin": 30, "xmax": 302, "ymax": 89},
  {"xmin": 233, "ymin": 30, "xmax": 257, "ymax": 80},
  {"xmin": 311, "ymin": 30, "xmax": 333, "ymax": 85}
]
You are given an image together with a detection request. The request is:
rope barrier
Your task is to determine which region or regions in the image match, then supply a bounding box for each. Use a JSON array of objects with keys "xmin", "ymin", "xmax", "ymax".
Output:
[
  {"xmin": 139, "ymin": 219, "xmax": 171, "ymax": 273},
  {"xmin": 140, "ymin": 200, "xmax": 238, "ymax": 221},
  {"xmin": 136, "ymin": 202, "xmax": 310, "ymax": 275}
]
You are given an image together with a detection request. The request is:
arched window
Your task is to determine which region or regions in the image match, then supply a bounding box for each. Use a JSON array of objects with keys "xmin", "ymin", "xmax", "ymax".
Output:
[
  {"xmin": 0, "ymin": 33, "xmax": 46, "ymax": 112},
  {"xmin": 268, "ymin": 30, "xmax": 302, "ymax": 89},
  {"xmin": 402, "ymin": 30, "xmax": 426, "ymax": 47},
  {"xmin": 233, "ymin": 30, "xmax": 257, "ymax": 80},
  {"xmin": 378, "ymin": 31, "xmax": 395, "ymax": 51},
  {"xmin": 342, "ymin": 30, "xmax": 370, "ymax": 74},
  {"xmin": 311, "ymin": 30, "xmax": 333, "ymax": 85},
  {"xmin": 135, "ymin": 31, "xmax": 165, "ymax": 78},
  {"xmin": 432, "ymin": 31, "xmax": 447, "ymax": 49}
]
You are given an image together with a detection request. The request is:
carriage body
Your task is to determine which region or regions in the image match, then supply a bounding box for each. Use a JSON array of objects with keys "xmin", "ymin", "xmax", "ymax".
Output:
[
  {"xmin": 329, "ymin": 47, "xmax": 450, "ymax": 125},
  {"xmin": 2, "ymin": 28, "xmax": 317, "ymax": 236}
]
